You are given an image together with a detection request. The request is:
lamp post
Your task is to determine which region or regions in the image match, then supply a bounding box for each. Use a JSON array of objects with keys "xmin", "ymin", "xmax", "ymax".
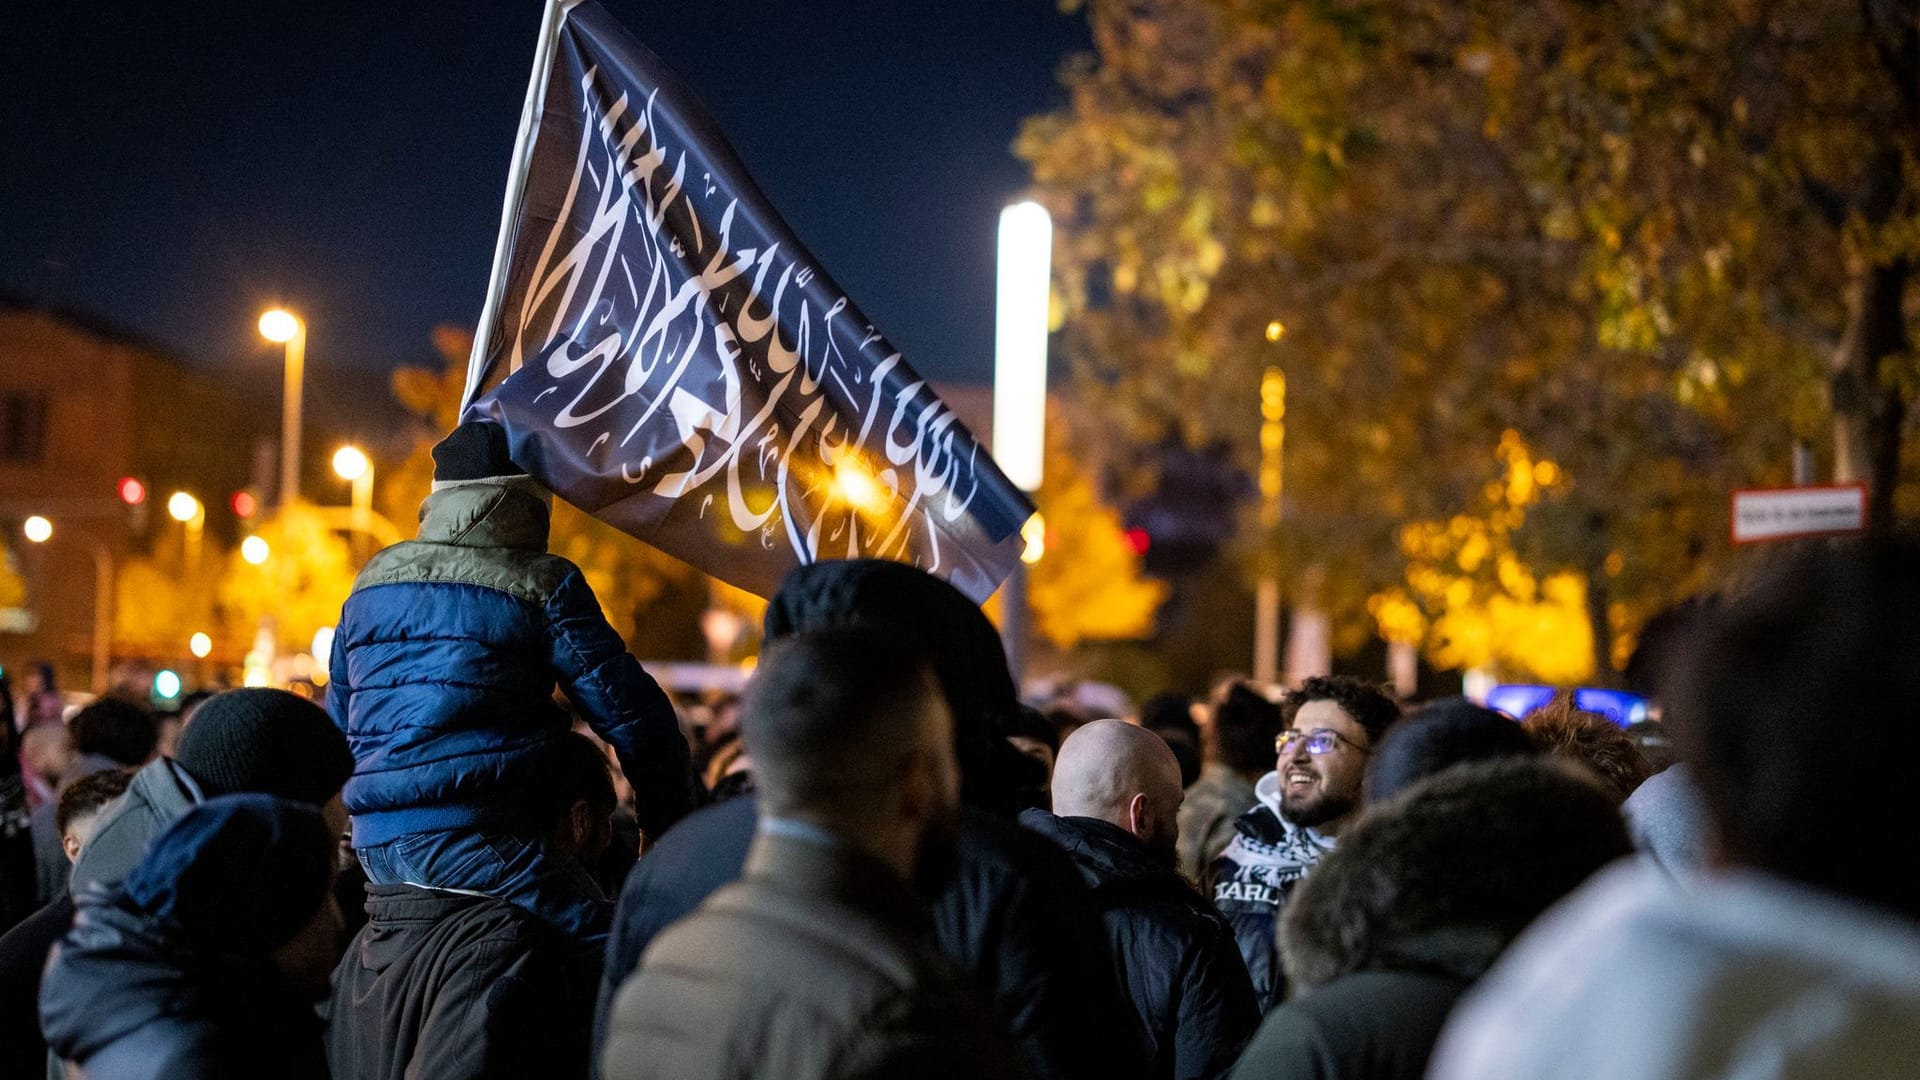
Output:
[
  {"xmin": 167, "ymin": 491, "xmax": 205, "ymax": 580},
  {"xmin": 993, "ymin": 200, "xmax": 1053, "ymax": 685},
  {"xmin": 332, "ymin": 445, "xmax": 374, "ymax": 564},
  {"xmin": 259, "ymin": 308, "xmax": 306, "ymax": 507},
  {"xmin": 22, "ymin": 516, "xmax": 115, "ymax": 695},
  {"xmin": 1253, "ymin": 321, "xmax": 1287, "ymax": 687}
]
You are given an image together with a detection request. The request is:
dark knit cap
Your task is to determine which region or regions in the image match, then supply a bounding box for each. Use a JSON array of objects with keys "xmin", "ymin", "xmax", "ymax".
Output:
[
  {"xmin": 121, "ymin": 793, "xmax": 334, "ymax": 955},
  {"xmin": 764, "ymin": 559, "xmax": 1028, "ymax": 814},
  {"xmin": 431, "ymin": 420, "xmax": 527, "ymax": 483},
  {"xmin": 174, "ymin": 689, "xmax": 353, "ymax": 806}
]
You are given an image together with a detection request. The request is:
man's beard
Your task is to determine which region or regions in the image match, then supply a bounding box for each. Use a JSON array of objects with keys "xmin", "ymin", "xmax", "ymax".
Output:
[{"xmin": 1280, "ymin": 787, "xmax": 1357, "ymax": 829}]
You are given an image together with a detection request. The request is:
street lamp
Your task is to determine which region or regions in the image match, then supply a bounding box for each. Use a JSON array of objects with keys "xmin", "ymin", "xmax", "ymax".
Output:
[
  {"xmin": 21, "ymin": 516, "xmax": 115, "ymax": 694},
  {"xmin": 240, "ymin": 535, "xmax": 271, "ymax": 565},
  {"xmin": 167, "ymin": 490, "xmax": 206, "ymax": 579},
  {"xmin": 993, "ymin": 200, "xmax": 1053, "ymax": 683},
  {"xmin": 333, "ymin": 445, "xmax": 374, "ymax": 563},
  {"xmin": 1254, "ymin": 321, "xmax": 1287, "ymax": 686},
  {"xmin": 259, "ymin": 308, "xmax": 306, "ymax": 507}
]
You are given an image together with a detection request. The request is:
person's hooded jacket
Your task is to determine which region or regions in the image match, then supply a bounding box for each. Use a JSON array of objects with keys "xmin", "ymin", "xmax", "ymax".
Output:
[
  {"xmin": 39, "ymin": 794, "xmax": 337, "ymax": 1080},
  {"xmin": 1021, "ymin": 810, "xmax": 1259, "ymax": 1080},
  {"xmin": 1232, "ymin": 759, "xmax": 1631, "ymax": 1080},
  {"xmin": 327, "ymin": 456, "xmax": 695, "ymax": 846},
  {"xmin": 329, "ymin": 882, "xmax": 600, "ymax": 1080},
  {"xmin": 597, "ymin": 560, "xmax": 1146, "ymax": 1080},
  {"xmin": 1209, "ymin": 772, "xmax": 1335, "ymax": 1010}
]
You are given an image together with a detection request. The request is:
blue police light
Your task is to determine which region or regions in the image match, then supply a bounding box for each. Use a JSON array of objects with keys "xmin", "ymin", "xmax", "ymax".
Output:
[{"xmin": 1485, "ymin": 684, "xmax": 1648, "ymax": 727}]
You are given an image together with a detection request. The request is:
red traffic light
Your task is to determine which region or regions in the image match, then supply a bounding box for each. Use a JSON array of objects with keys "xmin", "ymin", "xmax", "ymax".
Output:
[
  {"xmin": 230, "ymin": 491, "xmax": 258, "ymax": 519},
  {"xmin": 1124, "ymin": 527, "xmax": 1151, "ymax": 557},
  {"xmin": 117, "ymin": 477, "xmax": 147, "ymax": 506}
]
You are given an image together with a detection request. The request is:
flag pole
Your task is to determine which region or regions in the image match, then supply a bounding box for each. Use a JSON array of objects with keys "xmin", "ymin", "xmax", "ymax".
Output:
[{"xmin": 463, "ymin": 0, "xmax": 580, "ymax": 412}]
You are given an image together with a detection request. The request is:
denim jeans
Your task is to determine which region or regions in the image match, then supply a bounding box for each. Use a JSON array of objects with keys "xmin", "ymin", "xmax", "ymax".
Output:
[{"xmin": 357, "ymin": 828, "xmax": 611, "ymax": 944}]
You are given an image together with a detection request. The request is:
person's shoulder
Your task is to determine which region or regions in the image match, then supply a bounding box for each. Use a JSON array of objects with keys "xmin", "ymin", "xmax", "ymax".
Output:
[{"xmin": 958, "ymin": 808, "xmax": 1084, "ymax": 882}]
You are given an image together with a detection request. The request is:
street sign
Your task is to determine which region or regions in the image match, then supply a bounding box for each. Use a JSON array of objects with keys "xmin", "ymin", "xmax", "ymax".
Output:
[{"xmin": 1730, "ymin": 485, "xmax": 1867, "ymax": 544}]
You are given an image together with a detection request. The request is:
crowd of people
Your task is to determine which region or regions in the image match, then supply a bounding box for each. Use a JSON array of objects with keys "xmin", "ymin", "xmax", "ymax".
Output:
[{"xmin": 3, "ymin": 420, "xmax": 1918, "ymax": 1079}]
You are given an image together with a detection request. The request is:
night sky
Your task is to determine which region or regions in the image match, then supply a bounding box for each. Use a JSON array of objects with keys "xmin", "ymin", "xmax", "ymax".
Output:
[{"xmin": 0, "ymin": 0, "xmax": 1089, "ymax": 404}]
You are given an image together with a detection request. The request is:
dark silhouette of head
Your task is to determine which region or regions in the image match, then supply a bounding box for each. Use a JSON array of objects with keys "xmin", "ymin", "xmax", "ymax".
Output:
[
  {"xmin": 1367, "ymin": 697, "xmax": 1538, "ymax": 801},
  {"xmin": 763, "ymin": 559, "xmax": 1022, "ymax": 815},
  {"xmin": 1667, "ymin": 536, "xmax": 1920, "ymax": 918},
  {"xmin": 1210, "ymin": 682, "xmax": 1283, "ymax": 778},
  {"xmin": 742, "ymin": 627, "xmax": 959, "ymax": 881},
  {"xmin": 70, "ymin": 698, "xmax": 159, "ymax": 768}
]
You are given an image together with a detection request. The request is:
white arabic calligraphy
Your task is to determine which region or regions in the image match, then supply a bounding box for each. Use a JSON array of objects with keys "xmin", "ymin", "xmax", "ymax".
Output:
[{"xmin": 496, "ymin": 63, "xmax": 992, "ymax": 576}]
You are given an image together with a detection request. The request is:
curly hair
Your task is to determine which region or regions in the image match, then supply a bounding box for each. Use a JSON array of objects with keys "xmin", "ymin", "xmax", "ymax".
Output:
[
  {"xmin": 1281, "ymin": 675, "xmax": 1402, "ymax": 744},
  {"xmin": 1521, "ymin": 692, "xmax": 1649, "ymax": 803}
]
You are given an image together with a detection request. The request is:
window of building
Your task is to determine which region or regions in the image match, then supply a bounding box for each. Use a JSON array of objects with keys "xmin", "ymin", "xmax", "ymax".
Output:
[{"xmin": 0, "ymin": 393, "xmax": 49, "ymax": 464}]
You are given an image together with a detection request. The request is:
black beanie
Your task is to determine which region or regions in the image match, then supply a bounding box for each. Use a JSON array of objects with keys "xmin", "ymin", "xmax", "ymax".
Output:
[
  {"xmin": 174, "ymin": 689, "xmax": 354, "ymax": 806},
  {"xmin": 431, "ymin": 420, "xmax": 527, "ymax": 483},
  {"xmin": 122, "ymin": 793, "xmax": 334, "ymax": 955},
  {"xmin": 764, "ymin": 559, "xmax": 1030, "ymax": 815}
]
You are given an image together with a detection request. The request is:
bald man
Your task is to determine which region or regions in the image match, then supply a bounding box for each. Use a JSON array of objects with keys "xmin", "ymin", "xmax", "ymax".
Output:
[{"xmin": 1022, "ymin": 721, "xmax": 1260, "ymax": 1080}]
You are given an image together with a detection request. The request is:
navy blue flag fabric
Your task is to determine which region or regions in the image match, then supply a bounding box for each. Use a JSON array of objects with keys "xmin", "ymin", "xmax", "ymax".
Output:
[{"xmin": 463, "ymin": 0, "xmax": 1033, "ymax": 602}]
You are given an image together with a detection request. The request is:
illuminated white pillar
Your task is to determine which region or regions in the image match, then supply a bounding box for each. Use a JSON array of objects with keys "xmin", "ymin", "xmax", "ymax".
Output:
[{"xmin": 993, "ymin": 201, "xmax": 1052, "ymax": 684}]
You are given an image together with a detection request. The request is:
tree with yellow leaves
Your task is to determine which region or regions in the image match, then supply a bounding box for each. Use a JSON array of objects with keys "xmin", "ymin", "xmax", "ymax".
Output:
[
  {"xmin": 1027, "ymin": 415, "xmax": 1167, "ymax": 649},
  {"xmin": 1370, "ymin": 432, "xmax": 1597, "ymax": 684},
  {"xmin": 216, "ymin": 505, "xmax": 358, "ymax": 662}
]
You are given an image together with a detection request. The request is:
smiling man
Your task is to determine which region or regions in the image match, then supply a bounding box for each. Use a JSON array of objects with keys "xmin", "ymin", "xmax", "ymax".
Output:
[{"xmin": 1210, "ymin": 676, "xmax": 1401, "ymax": 1010}]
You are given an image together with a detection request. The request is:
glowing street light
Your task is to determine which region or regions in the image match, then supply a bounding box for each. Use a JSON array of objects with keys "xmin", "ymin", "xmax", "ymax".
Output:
[
  {"xmin": 832, "ymin": 456, "xmax": 888, "ymax": 515},
  {"xmin": 258, "ymin": 309, "xmax": 300, "ymax": 343},
  {"xmin": 333, "ymin": 445, "xmax": 375, "ymax": 564},
  {"xmin": 259, "ymin": 308, "xmax": 307, "ymax": 507},
  {"xmin": 241, "ymin": 535, "xmax": 271, "ymax": 565},
  {"xmin": 21, "ymin": 516, "xmax": 117, "ymax": 692},
  {"xmin": 189, "ymin": 632, "xmax": 213, "ymax": 659},
  {"xmin": 332, "ymin": 445, "xmax": 370, "ymax": 481},
  {"xmin": 167, "ymin": 492, "xmax": 206, "ymax": 579}
]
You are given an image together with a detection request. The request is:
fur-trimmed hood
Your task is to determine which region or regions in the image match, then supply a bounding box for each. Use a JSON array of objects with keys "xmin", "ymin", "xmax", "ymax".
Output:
[{"xmin": 1279, "ymin": 758, "xmax": 1631, "ymax": 991}]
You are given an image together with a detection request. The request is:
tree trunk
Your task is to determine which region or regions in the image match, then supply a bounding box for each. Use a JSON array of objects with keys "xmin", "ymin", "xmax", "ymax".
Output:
[
  {"xmin": 1584, "ymin": 565, "xmax": 1617, "ymax": 688},
  {"xmin": 1830, "ymin": 147, "xmax": 1909, "ymax": 533},
  {"xmin": 1830, "ymin": 255, "xmax": 1909, "ymax": 532}
]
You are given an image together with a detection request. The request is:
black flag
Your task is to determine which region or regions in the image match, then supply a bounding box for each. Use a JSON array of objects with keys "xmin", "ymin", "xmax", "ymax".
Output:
[{"xmin": 463, "ymin": 0, "xmax": 1034, "ymax": 602}]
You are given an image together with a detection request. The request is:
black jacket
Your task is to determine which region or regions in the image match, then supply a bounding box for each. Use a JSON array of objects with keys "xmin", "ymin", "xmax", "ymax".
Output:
[
  {"xmin": 329, "ymin": 882, "xmax": 600, "ymax": 1080},
  {"xmin": 1021, "ymin": 810, "xmax": 1260, "ymax": 1080},
  {"xmin": 599, "ymin": 796, "xmax": 1149, "ymax": 1080},
  {"xmin": 39, "ymin": 891, "xmax": 327, "ymax": 1080},
  {"xmin": 0, "ymin": 895, "xmax": 69, "ymax": 1073},
  {"xmin": 1227, "ymin": 969, "xmax": 1469, "ymax": 1080}
]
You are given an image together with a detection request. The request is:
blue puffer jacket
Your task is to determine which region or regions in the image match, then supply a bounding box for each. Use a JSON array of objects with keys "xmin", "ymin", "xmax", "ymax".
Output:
[{"xmin": 327, "ymin": 481, "xmax": 696, "ymax": 848}]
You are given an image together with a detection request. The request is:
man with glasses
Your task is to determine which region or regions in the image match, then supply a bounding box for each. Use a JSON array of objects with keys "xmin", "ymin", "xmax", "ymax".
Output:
[{"xmin": 1209, "ymin": 675, "xmax": 1402, "ymax": 1010}]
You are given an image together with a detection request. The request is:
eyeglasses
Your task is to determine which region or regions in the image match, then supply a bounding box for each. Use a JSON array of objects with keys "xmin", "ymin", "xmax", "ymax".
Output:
[{"xmin": 1275, "ymin": 728, "xmax": 1371, "ymax": 757}]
